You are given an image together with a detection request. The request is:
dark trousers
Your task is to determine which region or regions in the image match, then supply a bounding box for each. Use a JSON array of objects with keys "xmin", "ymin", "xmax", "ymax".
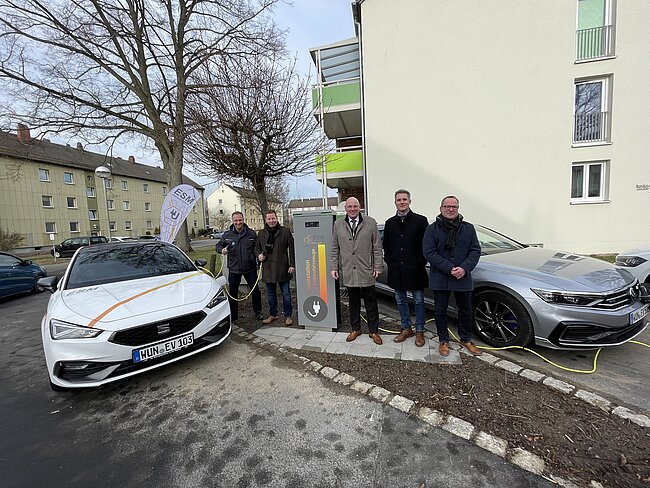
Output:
[
  {"xmin": 348, "ymin": 285, "xmax": 379, "ymax": 333},
  {"xmin": 228, "ymin": 269, "xmax": 262, "ymax": 320},
  {"xmin": 433, "ymin": 290, "xmax": 473, "ymax": 343}
]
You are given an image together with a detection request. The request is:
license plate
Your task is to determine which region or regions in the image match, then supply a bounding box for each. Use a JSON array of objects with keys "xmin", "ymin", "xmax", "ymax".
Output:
[
  {"xmin": 133, "ymin": 333, "xmax": 194, "ymax": 363},
  {"xmin": 630, "ymin": 304, "xmax": 649, "ymax": 324}
]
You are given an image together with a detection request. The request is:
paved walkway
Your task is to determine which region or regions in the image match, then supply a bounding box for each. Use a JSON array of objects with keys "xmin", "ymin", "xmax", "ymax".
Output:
[{"xmin": 253, "ymin": 326, "xmax": 464, "ymax": 364}]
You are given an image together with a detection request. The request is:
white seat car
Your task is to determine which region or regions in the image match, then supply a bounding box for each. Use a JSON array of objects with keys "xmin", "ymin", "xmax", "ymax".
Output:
[{"xmin": 38, "ymin": 241, "xmax": 231, "ymax": 390}]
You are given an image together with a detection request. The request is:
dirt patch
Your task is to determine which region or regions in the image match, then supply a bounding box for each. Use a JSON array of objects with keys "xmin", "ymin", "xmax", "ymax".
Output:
[{"xmin": 235, "ymin": 286, "xmax": 650, "ymax": 488}]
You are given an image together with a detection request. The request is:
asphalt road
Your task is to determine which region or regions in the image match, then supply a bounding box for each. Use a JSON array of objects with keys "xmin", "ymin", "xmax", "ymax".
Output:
[{"xmin": 0, "ymin": 291, "xmax": 552, "ymax": 488}]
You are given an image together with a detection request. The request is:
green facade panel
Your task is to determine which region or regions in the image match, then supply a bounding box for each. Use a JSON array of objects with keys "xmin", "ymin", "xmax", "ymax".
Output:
[
  {"xmin": 315, "ymin": 150, "xmax": 363, "ymax": 175},
  {"xmin": 312, "ymin": 81, "xmax": 361, "ymax": 110}
]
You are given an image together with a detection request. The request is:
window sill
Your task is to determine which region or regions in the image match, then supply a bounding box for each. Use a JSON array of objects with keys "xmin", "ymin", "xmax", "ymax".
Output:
[
  {"xmin": 574, "ymin": 55, "xmax": 616, "ymax": 64},
  {"xmin": 571, "ymin": 141, "xmax": 612, "ymax": 148},
  {"xmin": 569, "ymin": 199, "xmax": 610, "ymax": 205}
]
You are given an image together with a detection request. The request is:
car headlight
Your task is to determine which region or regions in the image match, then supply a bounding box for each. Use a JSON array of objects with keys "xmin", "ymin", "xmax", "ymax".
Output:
[
  {"xmin": 615, "ymin": 256, "xmax": 647, "ymax": 267},
  {"xmin": 206, "ymin": 286, "xmax": 228, "ymax": 309},
  {"xmin": 50, "ymin": 319, "xmax": 104, "ymax": 339},
  {"xmin": 531, "ymin": 288, "xmax": 600, "ymax": 306}
]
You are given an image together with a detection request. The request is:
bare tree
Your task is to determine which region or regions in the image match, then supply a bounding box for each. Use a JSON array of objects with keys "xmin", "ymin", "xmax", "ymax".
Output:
[
  {"xmin": 186, "ymin": 53, "xmax": 321, "ymax": 212},
  {"xmin": 0, "ymin": 0, "xmax": 281, "ymax": 250}
]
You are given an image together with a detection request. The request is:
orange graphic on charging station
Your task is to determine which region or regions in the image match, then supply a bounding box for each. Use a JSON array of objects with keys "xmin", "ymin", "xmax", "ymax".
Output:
[{"xmin": 318, "ymin": 243, "xmax": 328, "ymax": 304}]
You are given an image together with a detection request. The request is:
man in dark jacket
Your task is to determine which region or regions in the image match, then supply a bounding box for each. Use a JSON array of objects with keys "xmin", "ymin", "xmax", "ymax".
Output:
[
  {"xmin": 256, "ymin": 210, "xmax": 295, "ymax": 326},
  {"xmin": 383, "ymin": 189, "xmax": 429, "ymax": 346},
  {"xmin": 216, "ymin": 212, "xmax": 263, "ymax": 323},
  {"xmin": 423, "ymin": 196, "xmax": 482, "ymax": 356}
]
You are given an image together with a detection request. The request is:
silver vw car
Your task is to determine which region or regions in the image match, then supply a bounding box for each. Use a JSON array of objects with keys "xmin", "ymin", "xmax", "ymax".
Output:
[{"xmin": 376, "ymin": 225, "xmax": 649, "ymax": 349}]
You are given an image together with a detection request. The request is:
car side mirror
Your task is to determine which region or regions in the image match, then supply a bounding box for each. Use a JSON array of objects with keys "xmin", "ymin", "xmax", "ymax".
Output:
[
  {"xmin": 37, "ymin": 276, "xmax": 60, "ymax": 293},
  {"xmin": 195, "ymin": 259, "xmax": 207, "ymax": 267},
  {"xmin": 22, "ymin": 259, "xmax": 33, "ymax": 266}
]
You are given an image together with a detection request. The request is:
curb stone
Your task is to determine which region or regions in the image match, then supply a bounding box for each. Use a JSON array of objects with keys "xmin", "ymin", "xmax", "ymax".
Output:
[{"xmin": 241, "ymin": 329, "xmax": 648, "ymax": 487}]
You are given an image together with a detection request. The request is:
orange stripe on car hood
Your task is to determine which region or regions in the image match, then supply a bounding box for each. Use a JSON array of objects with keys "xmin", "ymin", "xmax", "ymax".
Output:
[{"xmin": 87, "ymin": 272, "xmax": 203, "ymax": 328}]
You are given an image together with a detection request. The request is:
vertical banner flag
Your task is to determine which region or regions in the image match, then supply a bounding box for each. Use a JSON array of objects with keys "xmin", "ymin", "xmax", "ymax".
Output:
[{"xmin": 160, "ymin": 184, "xmax": 199, "ymax": 243}]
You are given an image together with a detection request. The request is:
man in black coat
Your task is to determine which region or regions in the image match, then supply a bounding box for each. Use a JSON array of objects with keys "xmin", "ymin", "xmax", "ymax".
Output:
[
  {"xmin": 422, "ymin": 196, "xmax": 482, "ymax": 356},
  {"xmin": 216, "ymin": 211, "xmax": 263, "ymax": 323},
  {"xmin": 383, "ymin": 190, "xmax": 429, "ymax": 346}
]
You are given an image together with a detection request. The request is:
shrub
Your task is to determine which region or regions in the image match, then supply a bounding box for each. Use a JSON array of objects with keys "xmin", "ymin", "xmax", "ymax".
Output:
[{"xmin": 0, "ymin": 228, "xmax": 24, "ymax": 251}]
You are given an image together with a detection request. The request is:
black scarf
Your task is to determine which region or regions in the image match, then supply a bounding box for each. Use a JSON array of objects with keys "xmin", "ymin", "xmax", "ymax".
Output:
[
  {"xmin": 436, "ymin": 214, "xmax": 463, "ymax": 249},
  {"xmin": 265, "ymin": 223, "xmax": 280, "ymax": 244}
]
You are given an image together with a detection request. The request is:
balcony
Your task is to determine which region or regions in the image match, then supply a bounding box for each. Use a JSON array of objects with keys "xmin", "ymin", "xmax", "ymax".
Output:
[
  {"xmin": 576, "ymin": 25, "xmax": 614, "ymax": 61},
  {"xmin": 573, "ymin": 111, "xmax": 611, "ymax": 144},
  {"xmin": 315, "ymin": 148, "xmax": 363, "ymax": 189}
]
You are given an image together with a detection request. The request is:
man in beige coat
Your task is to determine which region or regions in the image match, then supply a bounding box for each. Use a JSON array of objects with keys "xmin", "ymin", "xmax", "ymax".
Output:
[{"xmin": 331, "ymin": 197, "xmax": 384, "ymax": 345}]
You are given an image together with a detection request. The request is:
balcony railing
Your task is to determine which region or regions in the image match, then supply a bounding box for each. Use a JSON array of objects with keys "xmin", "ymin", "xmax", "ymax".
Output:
[
  {"xmin": 573, "ymin": 111, "xmax": 610, "ymax": 144},
  {"xmin": 311, "ymin": 79, "xmax": 361, "ymax": 111},
  {"xmin": 576, "ymin": 25, "xmax": 614, "ymax": 61},
  {"xmin": 316, "ymin": 148, "xmax": 363, "ymax": 175}
]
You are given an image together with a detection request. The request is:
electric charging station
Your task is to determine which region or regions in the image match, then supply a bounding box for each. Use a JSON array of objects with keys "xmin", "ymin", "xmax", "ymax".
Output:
[{"xmin": 293, "ymin": 210, "xmax": 339, "ymax": 330}]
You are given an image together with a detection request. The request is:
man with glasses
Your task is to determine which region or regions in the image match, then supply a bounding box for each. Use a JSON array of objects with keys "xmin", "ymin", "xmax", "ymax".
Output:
[
  {"xmin": 383, "ymin": 189, "xmax": 429, "ymax": 346},
  {"xmin": 423, "ymin": 196, "xmax": 482, "ymax": 356}
]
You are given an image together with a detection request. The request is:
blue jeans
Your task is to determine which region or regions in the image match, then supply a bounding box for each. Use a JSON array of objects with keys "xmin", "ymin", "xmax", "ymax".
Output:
[
  {"xmin": 433, "ymin": 290, "xmax": 473, "ymax": 343},
  {"xmin": 394, "ymin": 290, "xmax": 426, "ymax": 332},
  {"xmin": 266, "ymin": 280, "xmax": 292, "ymax": 318}
]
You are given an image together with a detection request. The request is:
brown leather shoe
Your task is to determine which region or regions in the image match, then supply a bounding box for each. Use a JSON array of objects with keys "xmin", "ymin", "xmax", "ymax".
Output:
[
  {"xmin": 261, "ymin": 316, "xmax": 278, "ymax": 325},
  {"xmin": 369, "ymin": 333, "xmax": 383, "ymax": 345},
  {"xmin": 285, "ymin": 317, "xmax": 293, "ymax": 326},
  {"xmin": 438, "ymin": 342, "xmax": 449, "ymax": 356},
  {"xmin": 462, "ymin": 342, "xmax": 483, "ymax": 356},
  {"xmin": 346, "ymin": 330, "xmax": 362, "ymax": 342},
  {"xmin": 393, "ymin": 328, "xmax": 414, "ymax": 343},
  {"xmin": 415, "ymin": 332, "xmax": 425, "ymax": 347}
]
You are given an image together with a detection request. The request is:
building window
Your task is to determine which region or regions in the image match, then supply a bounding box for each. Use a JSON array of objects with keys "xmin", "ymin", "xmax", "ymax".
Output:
[
  {"xmin": 573, "ymin": 77, "xmax": 610, "ymax": 144},
  {"xmin": 146, "ymin": 220, "xmax": 153, "ymax": 230},
  {"xmin": 219, "ymin": 209, "xmax": 224, "ymax": 214},
  {"xmin": 86, "ymin": 187, "xmax": 95, "ymax": 198},
  {"xmin": 576, "ymin": 0, "xmax": 614, "ymax": 61},
  {"xmin": 104, "ymin": 178, "xmax": 113, "ymax": 189},
  {"xmin": 124, "ymin": 221, "xmax": 132, "ymax": 230},
  {"xmin": 110, "ymin": 221, "xmax": 116, "ymax": 231},
  {"xmin": 123, "ymin": 201, "xmax": 130, "ymax": 210},
  {"xmin": 67, "ymin": 197, "xmax": 77, "ymax": 209},
  {"xmin": 42, "ymin": 195, "xmax": 53, "ymax": 207},
  {"xmin": 121, "ymin": 180, "xmax": 128, "ymax": 190},
  {"xmin": 45, "ymin": 222, "xmax": 56, "ymax": 233},
  {"xmin": 39, "ymin": 168, "xmax": 50, "ymax": 182},
  {"xmin": 193, "ymin": 220, "xmax": 198, "ymax": 227},
  {"xmin": 107, "ymin": 199, "xmax": 114, "ymax": 210},
  {"xmin": 571, "ymin": 161, "xmax": 609, "ymax": 203},
  {"xmin": 70, "ymin": 222, "xmax": 79, "ymax": 233},
  {"xmin": 218, "ymin": 199, "xmax": 222, "ymax": 204},
  {"xmin": 192, "ymin": 205, "xmax": 197, "ymax": 213},
  {"xmin": 145, "ymin": 202, "xmax": 151, "ymax": 211},
  {"xmin": 89, "ymin": 210, "xmax": 98, "ymax": 220},
  {"xmin": 64, "ymin": 172, "xmax": 74, "ymax": 184},
  {"xmin": 143, "ymin": 183, "xmax": 149, "ymax": 193}
]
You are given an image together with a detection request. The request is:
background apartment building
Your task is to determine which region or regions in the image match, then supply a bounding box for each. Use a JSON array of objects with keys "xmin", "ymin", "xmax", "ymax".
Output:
[
  {"xmin": 206, "ymin": 183, "xmax": 284, "ymax": 231},
  {"xmin": 0, "ymin": 126, "xmax": 205, "ymax": 249}
]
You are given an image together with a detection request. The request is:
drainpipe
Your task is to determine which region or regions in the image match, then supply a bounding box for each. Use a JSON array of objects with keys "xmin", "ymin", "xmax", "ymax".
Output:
[{"xmin": 353, "ymin": 1, "xmax": 368, "ymax": 213}]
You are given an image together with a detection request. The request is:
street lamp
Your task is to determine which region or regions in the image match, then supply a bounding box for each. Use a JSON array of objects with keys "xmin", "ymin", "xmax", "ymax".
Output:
[{"xmin": 95, "ymin": 165, "xmax": 112, "ymax": 239}]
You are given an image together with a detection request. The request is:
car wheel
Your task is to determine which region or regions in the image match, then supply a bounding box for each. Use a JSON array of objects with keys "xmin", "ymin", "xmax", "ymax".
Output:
[{"xmin": 473, "ymin": 290, "xmax": 534, "ymax": 347}]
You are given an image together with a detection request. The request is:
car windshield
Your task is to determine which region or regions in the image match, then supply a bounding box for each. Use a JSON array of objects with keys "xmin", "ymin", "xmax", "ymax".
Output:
[
  {"xmin": 475, "ymin": 226, "xmax": 525, "ymax": 255},
  {"xmin": 66, "ymin": 243, "xmax": 196, "ymax": 289}
]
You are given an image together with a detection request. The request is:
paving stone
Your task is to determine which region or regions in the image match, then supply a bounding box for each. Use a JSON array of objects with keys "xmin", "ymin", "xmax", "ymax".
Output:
[
  {"xmin": 323, "ymin": 342, "xmax": 352, "ymax": 354},
  {"xmin": 543, "ymin": 376, "xmax": 575, "ymax": 395},
  {"xmin": 429, "ymin": 349, "xmax": 462, "ymax": 365},
  {"xmin": 302, "ymin": 344, "xmax": 327, "ymax": 353},
  {"xmin": 474, "ymin": 431, "xmax": 507, "ymax": 457},
  {"xmin": 574, "ymin": 390, "xmax": 612, "ymax": 412},
  {"xmin": 401, "ymin": 344, "xmax": 430, "ymax": 362},
  {"xmin": 416, "ymin": 407, "xmax": 444, "ymax": 427},
  {"xmin": 494, "ymin": 359, "xmax": 523, "ymax": 374},
  {"xmin": 389, "ymin": 395, "xmax": 415, "ymax": 413},
  {"xmin": 369, "ymin": 386, "xmax": 392, "ymax": 403},
  {"xmin": 252, "ymin": 327, "xmax": 273, "ymax": 337},
  {"xmin": 520, "ymin": 369, "xmax": 545, "ymax": 382},
  {"xmin": 252, "ymin": 337, "xmax": 266, "ymax": 345},
  {"xmin": 612, "ymin": 406, "xmax": 650, "ymax": 427},
  {"xmin": 263, "ymin": 335, "xmax": 287, "ymax": 345},
  {"xmin": 332, "ymin": 372, "xmax": 355, "ymax": 386},
  {"xmin": 350, "ymin": 380, "xmax": 373, "ymax": 395},
  {"xmin": 319, "ymin": 366, "xmax": 339, "ymax": 379},
  {"xmin": 280, "ymin": 337, "xmax": 309, "ymax": 350},
  {"xmin": 308, "ymin": 361, "xmax": 323, "ymax": 372},
  {"xmin": 442, "ymin": 415, "xmax": 474, "ymax": 440},
  {"xmin": 295, "ymin": 356, "xmax": 311, "ymax": 364},
  {"xmin": 346, "ymin": 344, "xmax": 378, "ymax": 357},
  {"xmin": 509, "ymin": 447, "xmax": 545, "ymax": 475},
  {"xmin": 476, "ymin": 352, "xmax": 499, "ymax": 364},
  {"xmin": 329, "ymin": 333, "xmax": 351, "ymax": 343},
  {"xmin": 288, "ymin": 329, "xmax": 318, "ymax": 340}
]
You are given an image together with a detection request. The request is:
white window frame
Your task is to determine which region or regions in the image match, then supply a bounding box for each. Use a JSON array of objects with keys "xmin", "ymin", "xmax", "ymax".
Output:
[
  {"xmin": 124, "ymin": 221, "xmax": 132, "ymax": 231},
  {"xmin": 145, "ymin": 202, "xmax": 151, "ymax": 212},
  {"xmin": 162, "ymin": 186, "xmax": 167, "ymax": 195},
  {"xmin": 70, "ymin": 221, "xmax": 80, "ymax": 233},
  {"xmin": 39, "ymin": 168, "xmax": 50, "ymax": 182},
  {"xmin": 109, "ymin": 221, "xmax": 117, "ymax": 231},
  {"xmin": 107, "ymin": 199, "xmax": 114, "ymax": 210},
  {"xmin": 42, "ymin": 195, "xmax": 53, "ymax": 208},
  {"xmin": 66, "ymin": 196, "xmax": 77, "ymax": 209},
  {"xmin": 571, "ymin": 160, "xmax": 609, "ymax": 203},
  {"xmin": 86, "ymin": 187, "xmax": 96, "ymax": 198},
  {"xmin": 143, "ymin": 183, "xmax": 149, "ymax": 193},
  {"xmin": 64, "ymin": 172, "xmax": 74, "ymax": 184},
  {"xmin": 121, "ymin": 180, "xmax": 128, "ymax": 191},
  {"xmin": 89, "ymin": 210, "xmax": 98, "ymax": 220},
  {"xmin": 123, "ymin": 201, "xmax": 130, "ymax": 211},
  {"xmin": 45, "ymin": 222, "xmax": 56, "ymax": 233},
  {"xmin": 104, "ymin": 178, "xmax": 113, "ymax": 189},
  {"xmin": 573, "ymin": 76, "xmax": 610, "ymax": 145},
  {"xmin": 146, "ymin": 220, "xmax": 153, "ymax": 230}
]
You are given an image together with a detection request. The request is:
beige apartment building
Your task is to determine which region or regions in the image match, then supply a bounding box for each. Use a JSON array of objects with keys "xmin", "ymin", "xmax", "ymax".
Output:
[
  {"xmin": 0, "ymin": 126, "xmax": 205, "ymax": 249},
  {"xmin": 206, "ymin": 183, "xmax": 283, "ymax": 231},
  {"xmin": 312, "ymin": 0, "xmax": 650, "ymax": 253}
]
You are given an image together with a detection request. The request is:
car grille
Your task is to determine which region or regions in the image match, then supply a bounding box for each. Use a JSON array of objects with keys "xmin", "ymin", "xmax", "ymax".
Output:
[
  {"xmin": 592, "ymin": 284, "xmax": 639, "ymax": 310},
  {"xmin": 110, "ymin": 311, "xmax": 206, "ymax": 346},
  {"xmin": 553, "ymin": 320, "xmax": 647, "ymax": 347}
]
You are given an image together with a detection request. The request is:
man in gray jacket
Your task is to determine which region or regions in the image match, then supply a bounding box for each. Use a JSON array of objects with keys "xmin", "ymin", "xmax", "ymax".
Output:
[{"xmin": 331, "ymin": 197, "xmax": 384, "ymax": 345}]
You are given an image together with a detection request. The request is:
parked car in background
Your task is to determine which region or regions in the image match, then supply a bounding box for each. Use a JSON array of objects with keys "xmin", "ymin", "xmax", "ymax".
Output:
[
  {"xmin": 616, "ymin": 247, "xmax": 650, "ymax": 283},
  {"xmin": 110, "ymin": 236, "xmax": 136, "ymax": 242},
  {"xmin": 376, "ymin": 224, "xmax": 649, "ymax": 350},
  {"xmin": 50, "ymin": 236, "xmax": 109, "ymax": 258},
  {"xmin": 209, "ymin": 230, "xmax": 225, "ymax": 239},
  {"xmin": 37, "ymin": 240, "xmax": 231, "ymax": 390},
  {"xmin": 0, "ymin": 251, "xmax": 47, "ymax": 299}
]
